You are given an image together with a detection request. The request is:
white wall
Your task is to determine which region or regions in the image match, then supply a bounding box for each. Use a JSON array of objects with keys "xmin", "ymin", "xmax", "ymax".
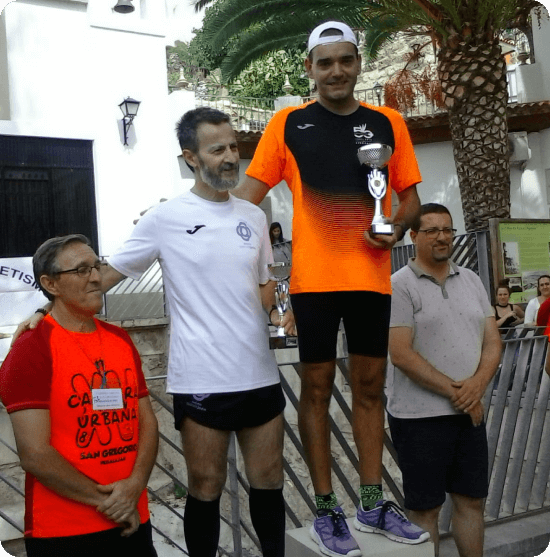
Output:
[
  {"xmin": 414, "ymin": 142, "xmax": 466, "ymax": 233},
  {"xmin": 0, "ymin": 0, "xmax": 183, "ymax": 256},
  {"xmin": 516, "ymin": 7, "xmax": 550, "ymax": 103},
  {"xmin": 510, "ymin": 132, "xmax": 549, "ymax": 218}
]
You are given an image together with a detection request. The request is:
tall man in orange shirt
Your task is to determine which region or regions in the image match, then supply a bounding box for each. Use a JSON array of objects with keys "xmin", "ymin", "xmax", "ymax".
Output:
[{"xmin": 233, "ymin": 21, "xmax": 426, "ymax": 556}]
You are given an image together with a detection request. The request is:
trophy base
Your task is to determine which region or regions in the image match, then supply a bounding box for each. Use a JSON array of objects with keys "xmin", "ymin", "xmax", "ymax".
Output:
[
  {"xmin": 269, "ymin": 335, "xmax": 298, "ymax": 350},
  {"xmin": 371, "ymin": 222, "xmax": 394, "ymax": 235}
]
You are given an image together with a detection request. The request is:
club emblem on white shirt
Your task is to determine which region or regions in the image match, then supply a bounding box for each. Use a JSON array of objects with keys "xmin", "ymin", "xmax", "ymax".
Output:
[{"xmin": 236, "ymin": 221, "xmax": 252, "ymax": 241}]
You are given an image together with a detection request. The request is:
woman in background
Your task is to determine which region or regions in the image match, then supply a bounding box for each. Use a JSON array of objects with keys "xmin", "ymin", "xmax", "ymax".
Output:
[
  {"xmin": 269, "ymin": 222, "xmax": 291, "ymax": 264},
  {"xmin": 524, "ymin": 274, "xmax": 550, "ymax": 326},
  {"xmin": 493, "ymin": 283, "xmax": 524, "ymax": 329}
]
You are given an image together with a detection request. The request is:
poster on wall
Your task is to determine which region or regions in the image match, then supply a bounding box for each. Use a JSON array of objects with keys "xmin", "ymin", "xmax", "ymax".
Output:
[
  {"xmin": 489, "ymin": 219, "xmax": 550, "ymax": 304},
  {"xmin": 0, "ymin": 257, "xmax": 48, "ymax": 364}
]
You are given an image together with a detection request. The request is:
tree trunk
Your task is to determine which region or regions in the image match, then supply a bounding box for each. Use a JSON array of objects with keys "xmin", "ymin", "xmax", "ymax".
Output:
[{"xmin": 438, "ymin": 34, "xmax": 511, "ymax": 231}]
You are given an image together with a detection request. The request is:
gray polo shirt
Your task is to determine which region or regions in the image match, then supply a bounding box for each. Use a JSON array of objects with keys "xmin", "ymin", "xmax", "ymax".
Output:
[{"xmin": 386, "ymin": 258, "xmax": 493, "ymax": 419}]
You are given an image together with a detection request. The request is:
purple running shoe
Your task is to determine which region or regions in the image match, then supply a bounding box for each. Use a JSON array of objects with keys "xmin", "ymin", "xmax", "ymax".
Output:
[
  {"xmin": 354, "ymin": 500, "xmax": 430, "ymax": 544},
  {"xmin": 310, "ymin": 507, "xmax": 362, "ymax": 557}
]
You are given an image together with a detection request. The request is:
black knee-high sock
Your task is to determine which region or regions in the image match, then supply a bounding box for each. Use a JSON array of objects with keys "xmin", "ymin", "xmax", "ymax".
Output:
[
  {"xmin": 184, "ymin": 494, "xmax": 221, "ymax": 557},
  {"xmin": 249, "ymin": 487, "xmax": 285, "ymax": 557}
]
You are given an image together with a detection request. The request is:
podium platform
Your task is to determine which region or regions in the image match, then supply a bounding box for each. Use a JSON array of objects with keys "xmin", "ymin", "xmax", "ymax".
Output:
[{"xmin": 286, "ymin": 518, "xmax": 435, "ymax": 557}]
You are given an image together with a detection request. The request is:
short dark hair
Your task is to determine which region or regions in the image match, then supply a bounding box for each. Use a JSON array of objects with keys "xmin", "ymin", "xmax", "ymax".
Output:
[
  {"xmin": 411, "ymin": 203, "xmax": 453, "ymax": 232},
  {"xmin": 175, "ymin": 107, "xmax": 232, "ymax": 173},
  {"xmin": 175, "ymin": 107, "xmax": 231, "ymax": 152},
  {"xmin": 33, "ymin": 234, "xmax": 91, "ymax": 301}
]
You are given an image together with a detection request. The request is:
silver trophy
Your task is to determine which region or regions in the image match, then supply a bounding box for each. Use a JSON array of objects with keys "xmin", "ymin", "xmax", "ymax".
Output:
[
  {"xmin": 268, "ymin": 262, "xmax": 297, "ymax": 349},
  {"xmin": 357, "ymin": 143, "xmax": 394, "ymax": 235}
]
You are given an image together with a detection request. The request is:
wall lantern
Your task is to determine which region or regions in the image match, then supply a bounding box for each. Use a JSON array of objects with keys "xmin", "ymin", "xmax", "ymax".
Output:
[
  {"xmin": 113, "ymin": 0, "xmax": 135, "ymax": 13},
  {"xmin": 118, "ymin": 97, "xmax": 141, "ymax": 146},
  {"xmin": 373, "ymin": 82, "xmax": 383, "ymax": 106}
]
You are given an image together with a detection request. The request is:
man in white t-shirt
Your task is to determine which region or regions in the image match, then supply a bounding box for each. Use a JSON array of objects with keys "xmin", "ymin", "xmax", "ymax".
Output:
[
  {"xmin": 23, "ymin": 108, "xmax": 295, "ymax": 557},
  {"xmin": 387, "ymin": 203, "xmax": 501, "ymax": 557}
]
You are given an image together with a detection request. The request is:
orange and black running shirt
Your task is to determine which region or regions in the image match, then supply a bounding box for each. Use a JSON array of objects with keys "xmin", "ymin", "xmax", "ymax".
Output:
[
  {"xmin": 0, "ymin": 316, "xmax": 150, "ymax": 538},
  {"xmin": 246, "ymin": 100, "xmax": 422, "ymax": 295}
]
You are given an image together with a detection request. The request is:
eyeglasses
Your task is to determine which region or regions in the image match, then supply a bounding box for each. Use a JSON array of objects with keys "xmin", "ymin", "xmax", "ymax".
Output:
[
  {"xmin": 56, "ymin": 261, "xmax": 108, "ymax": 278},
  {"xmin": 417, "ymin": 227, "xmax": 457, "ymax": 239}
]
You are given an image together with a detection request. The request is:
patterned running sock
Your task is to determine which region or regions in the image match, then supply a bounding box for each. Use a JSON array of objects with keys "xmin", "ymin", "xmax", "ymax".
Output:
[
  {"xmin": 249, "ymin": 487, "xmax": 285, "ymax": 557},
  {"xmin": 359, "ymin": 484, "xmax": 383, "ymax": 511},
  {"xmin": 315, "ymin": 492, "xmax": 339, "ymax": 515},
  {"xmin": 183, "ymin": 494, "xmax": 220, "ymax": 557}
]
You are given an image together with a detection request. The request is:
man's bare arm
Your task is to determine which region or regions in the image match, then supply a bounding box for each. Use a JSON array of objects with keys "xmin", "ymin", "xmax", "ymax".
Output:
[
  {"xmin": 10, "ymin": 409, "xmax": 109, "ymax": 508},
  {"xmin": 96, "ymin": 396, "xmax": 159, "ymax": 523},
  {"xmin": 232, "ymin": 176, "xmax": 271, "ymax": 205},
  {"xmin": 389, "ymin": 326, "xmax": 456, "ymax": 399},
  {"xmin": 101, "ymin": 263, "xmax": 127, "ymax": 293},
  {"xmin": 364, "ymin": 185, "xmax": 421, "ymax": 250},
  {"xmin": 451, "ymin": 316, "xmax": 501, "ymax": 412}
]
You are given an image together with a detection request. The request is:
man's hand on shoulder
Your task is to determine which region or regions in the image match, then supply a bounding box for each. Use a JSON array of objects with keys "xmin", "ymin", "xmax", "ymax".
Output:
[
  {"xmin": 11, "ymin": 308, "xmax": 50, "ymax": 346},
  {"xmin": 96, "ymin": 476, "xmax": 143, "ymax": 524}
]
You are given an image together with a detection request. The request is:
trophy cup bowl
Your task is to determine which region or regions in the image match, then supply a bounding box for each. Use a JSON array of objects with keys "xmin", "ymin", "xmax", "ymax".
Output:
[
  {"xmin": 268, "ymin": 261, "xmax": 298, "ymax": 349},
  {"xmin": 357, "ymin": 143, "xmax": 394, "ymax": 235}
]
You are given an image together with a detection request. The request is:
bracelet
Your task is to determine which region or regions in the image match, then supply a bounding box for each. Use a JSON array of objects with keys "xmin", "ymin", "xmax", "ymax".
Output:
[
  {"xmin": 268, "ymin": 305, "xmax": 278, "ymax": 324},
  {"xmin": 35, "ymin": 308, "xmax": 48, "ymax": 316}
]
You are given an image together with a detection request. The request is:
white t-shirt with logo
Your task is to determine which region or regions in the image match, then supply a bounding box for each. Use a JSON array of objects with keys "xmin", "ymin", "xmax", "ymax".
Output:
[{"xmin": 109, "ymin": 191, "xmax": 279, "ymax": 394}]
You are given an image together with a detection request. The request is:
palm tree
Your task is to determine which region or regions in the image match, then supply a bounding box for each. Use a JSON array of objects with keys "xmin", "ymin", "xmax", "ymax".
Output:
[{"xmin": 194, "ymin": 0, "xmax": 545, "ymax": 231}]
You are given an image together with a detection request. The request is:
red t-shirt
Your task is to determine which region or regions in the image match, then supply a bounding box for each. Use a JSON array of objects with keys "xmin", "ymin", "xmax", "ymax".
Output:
[
  {"xmin": 0, "ymin": 316, "xmax": 150, "ymax": 538},
  {"xmin": 536, "ymin": 297, "xmax": 550, "ymax": 337}
]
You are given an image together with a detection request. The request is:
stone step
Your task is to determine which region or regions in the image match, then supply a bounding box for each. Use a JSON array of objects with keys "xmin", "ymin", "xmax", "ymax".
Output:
[{"xmin": 286, "ymin": 518, "xmax": 435, "ymax": 557}]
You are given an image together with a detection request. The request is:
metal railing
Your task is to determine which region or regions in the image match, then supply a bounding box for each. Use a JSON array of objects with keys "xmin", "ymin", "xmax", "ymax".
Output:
[
  {"xmin": 102, "ymin": 261, "xmax": 165, "ymax": 321},
  {"xmin": 195, "ymin": 96, "xmax": 279, "ymax": 132},
  {"xmin": 392, "ymin": 230, "xmax": 485, "ymax": 271},
  {"xmin": 1, "ymin": 332, "xmax": 550, "ymax": 554},
  {"xmin": 195, "ymin": 67, "xmax": 519, "ymax": 129}
]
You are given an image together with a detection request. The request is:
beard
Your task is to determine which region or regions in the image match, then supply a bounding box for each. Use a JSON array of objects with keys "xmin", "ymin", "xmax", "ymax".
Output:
[
  {"xmin": 432, "ymin": 243, "xmax": 452, "ymax": 261},
  {"xmin": 198, "ymin": 160, "xmax": 239, "ymax": 192}
]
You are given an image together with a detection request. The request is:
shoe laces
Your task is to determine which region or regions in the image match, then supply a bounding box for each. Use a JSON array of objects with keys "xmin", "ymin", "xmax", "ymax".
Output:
[
  {"xmin": 327, "ymin": 509, "xmax": 348, "ymax": 538},
  {"xmin": 376, "ymin": 501, "xmax": 408, "ymax": 530}
]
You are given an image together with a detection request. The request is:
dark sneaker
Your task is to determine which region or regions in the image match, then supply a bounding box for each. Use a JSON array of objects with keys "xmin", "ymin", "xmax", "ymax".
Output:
[
  {"xmin": 310, "ymin": 506, "xmax": 362, "ymax": 557},
  {"xmin": 354, "ymin": 500, "xmax": 429, "ymax": 544}
]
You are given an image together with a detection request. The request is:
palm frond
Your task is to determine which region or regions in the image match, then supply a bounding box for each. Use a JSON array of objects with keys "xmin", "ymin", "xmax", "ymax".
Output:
[
  {"xmin": 202, "ymin": 0, "xmax": 369, "ymax": 50},
  {"xmin": 193, "ymin": 0, "xmax": 214, "ymax": 12},
  {"xmin": 361, "ymin": 15, "xmax": 402, "ymax": 61}
]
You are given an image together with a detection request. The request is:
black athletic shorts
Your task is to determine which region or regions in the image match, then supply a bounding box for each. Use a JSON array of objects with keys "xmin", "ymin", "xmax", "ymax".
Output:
[
  {"xmin": 290, "ymin": 291, "xmax": 391, "ymax": 362},
  {"xmin": 388, "ymin": 413, "xmax": 489, "ymax": 511},
  {"xmin": 173, "ymin": 383, "xmax": 286, "ymax": 431},
  {"xmin": 24, "ymin": 520, "xmax": 157, "ymax": 557}
]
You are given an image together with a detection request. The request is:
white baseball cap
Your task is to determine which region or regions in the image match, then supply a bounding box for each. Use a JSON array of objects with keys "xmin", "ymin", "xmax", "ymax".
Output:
[{"xmin": 307, "ymin": 21, "xmax": 358, "ymax": 55}]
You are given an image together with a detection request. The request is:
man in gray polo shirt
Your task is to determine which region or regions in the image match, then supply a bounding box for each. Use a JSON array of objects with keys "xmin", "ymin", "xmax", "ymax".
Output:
[{"xmin": 387, "ymin": 203, "xmax": 501, "ymax": 557}]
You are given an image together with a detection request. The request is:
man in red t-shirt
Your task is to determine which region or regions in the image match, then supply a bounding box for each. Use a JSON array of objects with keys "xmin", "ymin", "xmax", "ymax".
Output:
[{"xmin": 0, "ymin": 235, "xmax": 158, "ymax": 557}]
